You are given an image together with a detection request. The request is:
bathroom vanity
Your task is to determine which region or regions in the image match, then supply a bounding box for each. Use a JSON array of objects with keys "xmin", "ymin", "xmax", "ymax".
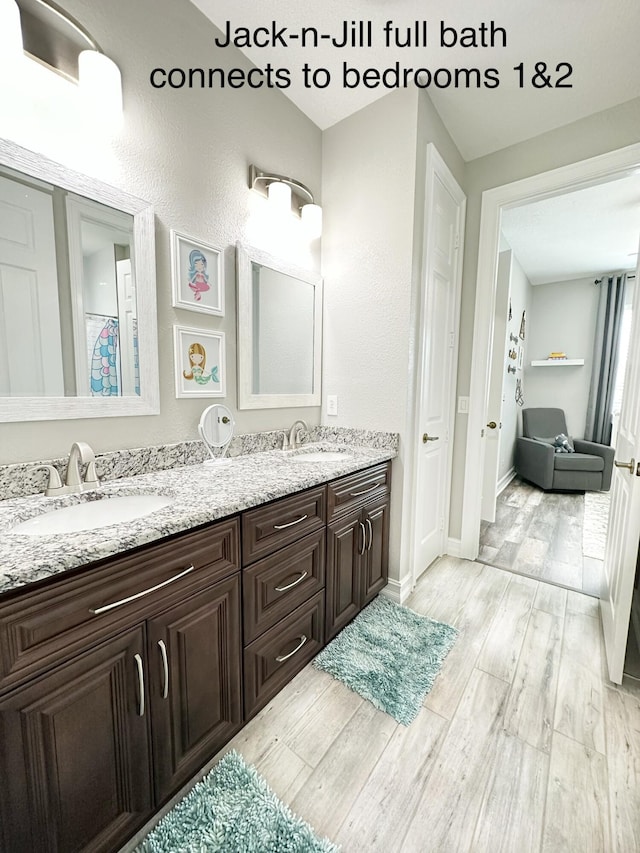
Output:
[{"xmin": 0, "ymin": 447, "xmax": 392, "ymax": 853}]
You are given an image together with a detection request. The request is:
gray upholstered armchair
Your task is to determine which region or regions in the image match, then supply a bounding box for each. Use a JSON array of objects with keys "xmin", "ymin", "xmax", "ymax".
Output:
[{"xmin": 515, "ymin": 408, "xmax": 615, "ymax": 491}]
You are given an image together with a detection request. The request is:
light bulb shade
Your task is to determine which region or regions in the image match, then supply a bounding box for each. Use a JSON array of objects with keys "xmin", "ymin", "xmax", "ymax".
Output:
[
  {"xmin": 268, "ymin": 180, "xmax": 292, "ymax": 214},
  {"xmin": 0, "ymin": 0, "xmax": 23, "ymax": 66},
  {"xmin": 78, "ymin": 50, "xmax": 123, "ymax": 121},
  {"xmin": 301, "ymin": 203, "xmax": 323, "ymax": 238}
]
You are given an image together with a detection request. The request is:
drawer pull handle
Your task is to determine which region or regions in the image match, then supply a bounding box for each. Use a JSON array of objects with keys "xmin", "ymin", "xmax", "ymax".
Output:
[
  {"xmin": 349, "ymin": 483, "xmax": 380, "ymax": 497},
  {"xmin": 275, "ymin": 634, "xmax": 308, "ymax": 663},
  {"xmin": 366, "ymin": 518, "xmax": 373, "ymax": 551},
  {"xmin": 90, "ymin": 565, "xmax": 196, "ymax": 615},
  {"xmin": 273, "ymin": 514, "xmax": 308, "ymax": 530},
  {"xmin": 134, "ymin": 653, "xmax": 145, "ymax": 717},
  {"xmin": 275, "ymin": 571, "xmax": 309, "ymax": 592},
  {"xmin": 158, "ymin": 640, "xmax": 169, "ymax": 699},
  {"xmin": 359, "ymin": 521, "xmax": 366, "ymax": 555}
]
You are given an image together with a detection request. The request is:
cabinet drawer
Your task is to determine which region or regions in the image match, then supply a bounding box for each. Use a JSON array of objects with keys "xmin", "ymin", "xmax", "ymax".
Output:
[
  {"xmin": 243, "ymin": 591, "xmax": 324, "ymax": 719},
  {"xmin": 327, "ymin": 462, "xmax": 391, "ymax": 521},
  {"xmin": 0, "ymin": 517, "xmax": 240, "ymax": 692},
  {"xmin": 242, "ymin": 486, "xmax": 326, "ymax": 565},
  {"xmin": 243, "ymin": 529, "xmax": 325, "ymax": 644}
]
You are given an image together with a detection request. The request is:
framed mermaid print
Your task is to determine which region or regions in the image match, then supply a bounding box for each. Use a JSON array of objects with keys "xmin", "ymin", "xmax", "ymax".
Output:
[
  {"xmin": 170, "ymin": 230, "xmax": 224, "ymax": 316},
  {"xmin": 173, "ymin": 325, "xmax": 226, "ymax": 398}
]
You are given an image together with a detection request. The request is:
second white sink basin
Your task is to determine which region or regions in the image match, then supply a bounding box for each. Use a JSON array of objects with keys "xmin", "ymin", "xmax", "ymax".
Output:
[
  {"xmin": 8, "ymin": 494, "xmax": 173, "ymax": 536},
  {"xmin": 289, "ymin": 450, "xmax": 352, "ymax": 463}
]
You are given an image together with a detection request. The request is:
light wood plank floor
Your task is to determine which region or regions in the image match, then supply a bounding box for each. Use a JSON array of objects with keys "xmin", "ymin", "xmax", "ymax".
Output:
[
  {"xmin": 478, "ymin": 478, "xmax": 605, "ymax": 596},
  {"xmin": 123, "ymin": 558, "xmax": 640, "ymax": 853}
]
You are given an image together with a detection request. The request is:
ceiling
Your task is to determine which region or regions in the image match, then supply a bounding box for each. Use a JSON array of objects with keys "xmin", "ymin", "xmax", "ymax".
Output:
[
  {"xmin": 190, "ymin": 0, "xmax": 640, "ymax": 160},
  {"xmin": 500, "ymin": 172, "xmax": 640, "ymax": 285}
]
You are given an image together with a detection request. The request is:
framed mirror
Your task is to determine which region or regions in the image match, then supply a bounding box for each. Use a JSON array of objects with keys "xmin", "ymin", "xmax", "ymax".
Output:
[
  {"xmin": 0, "ymin": 137, "xmax": 159, "ymax": 422},
  {"xmin": 236, "ymin": 242, "xmax": 322, "ymax": 410}
]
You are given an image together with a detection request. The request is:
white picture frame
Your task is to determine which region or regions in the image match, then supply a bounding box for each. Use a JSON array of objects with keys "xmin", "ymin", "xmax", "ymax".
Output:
[
  {"xmin": 170, "ymin": 229, "xmax": 224, "ymax": 316},
  {"xmin": 173, "ymin": 325, "xmax": 225, "ymax": 398}
]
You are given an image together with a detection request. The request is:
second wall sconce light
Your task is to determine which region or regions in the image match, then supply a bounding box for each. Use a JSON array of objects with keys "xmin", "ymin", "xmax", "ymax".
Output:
[{"xmin": 249, "ymin": 164, "xmax": 323, "ymax": 238}]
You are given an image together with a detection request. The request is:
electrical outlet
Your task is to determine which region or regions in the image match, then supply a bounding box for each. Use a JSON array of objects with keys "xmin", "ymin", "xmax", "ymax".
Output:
[
  {"xmin": 327, "ymin": 395, "xmax": 338, "ymax": 416},
  {"xmin": 458, "ymin": 396, "xmax": 469, "ymax": 414}
]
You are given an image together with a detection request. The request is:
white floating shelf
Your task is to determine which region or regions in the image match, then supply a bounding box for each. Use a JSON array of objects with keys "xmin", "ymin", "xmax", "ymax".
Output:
[{"xmin": 531, "ymin": 359, "xmax": 585, "ymax": 367}]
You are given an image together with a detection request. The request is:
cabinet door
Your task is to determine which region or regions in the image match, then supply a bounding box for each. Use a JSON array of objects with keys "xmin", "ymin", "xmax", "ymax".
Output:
[
  {"xmin": 0, "ymin": 627, "xmax": 152, "ymax": 853},
  {"xmin": 361, "ymin": 497, "xmax": 390, "ymax": 606},
  {"xmin": 325, "ymin": 509, "xmax": 363, "ymax": 642},
  {"xmin": 147, "ymin": 574, "xmax": 242, "ymax": 802}
]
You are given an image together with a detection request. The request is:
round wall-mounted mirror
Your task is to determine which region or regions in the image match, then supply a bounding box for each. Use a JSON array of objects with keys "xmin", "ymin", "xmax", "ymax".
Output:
[{"xmin": 198, "ymin": 404, "xmax": 235, "ymax": 464}]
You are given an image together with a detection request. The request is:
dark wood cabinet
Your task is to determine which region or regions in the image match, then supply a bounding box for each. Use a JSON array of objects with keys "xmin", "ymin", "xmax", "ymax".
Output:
[
  {"xmin": 0, "ymin": 626, "xmax": 152, "ymax": 853},
  {"xmin": 326, "ymin": 489, "xmax": 390, "ymax": 643},
  {"xmin": 148, "ymin": 575, "xmax": 242, "ymax": 803},
  {"xmin": 0, "ymin": 521, "xmax": 242, "ymax": 853}
]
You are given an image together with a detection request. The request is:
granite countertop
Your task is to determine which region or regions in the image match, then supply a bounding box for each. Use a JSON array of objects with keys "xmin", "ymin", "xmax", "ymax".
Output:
[{"xmin": 0, "ymin": 442, "xmax": 396, "ymax": 597}]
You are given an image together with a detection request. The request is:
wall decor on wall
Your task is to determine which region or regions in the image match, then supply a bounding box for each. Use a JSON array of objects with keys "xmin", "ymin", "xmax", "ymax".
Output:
[
  {"xmin": 519, "ymin": 310, "xmax": 526, "ymax": 340},
  {"xmin": 171, "ymin": 230, "xmax": 224, "ymax": 316},
  {"xmin": 517, "ymin": 345, "xmax": 524, "ymax": 370},
  {"xmin": 173, "ymin": 325, "xmax": 225, "ymax": 398}
]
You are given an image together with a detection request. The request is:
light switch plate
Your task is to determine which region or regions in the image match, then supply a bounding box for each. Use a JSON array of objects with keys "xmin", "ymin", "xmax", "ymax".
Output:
[
  {"xmin": 327, "ymin": 395, "xmax": 338, "ymax": 416},
  {"xmin": 457, "ymin": 396, "xmax": 469, "ymax": 414}
]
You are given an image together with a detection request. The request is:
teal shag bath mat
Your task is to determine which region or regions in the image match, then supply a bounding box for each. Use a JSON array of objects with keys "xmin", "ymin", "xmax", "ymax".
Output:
[
  {"xmin": 134, "ymin": 750, "xmax": 338, "ymax": 853},
  {"xmin": 314, "ymin": 596, "xmax": 458, "ymax": 726}
]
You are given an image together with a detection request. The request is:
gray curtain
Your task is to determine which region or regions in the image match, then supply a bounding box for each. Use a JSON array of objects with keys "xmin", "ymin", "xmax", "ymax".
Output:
[{"xmin": 585, "ymin": 273, "xmax": 627, "ymax": 444}]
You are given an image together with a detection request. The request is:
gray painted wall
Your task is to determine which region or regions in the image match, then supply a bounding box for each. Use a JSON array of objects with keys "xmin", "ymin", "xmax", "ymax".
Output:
[
  {"xmin": 321, "ymin": 88, "xmax": 465, "ymax": 585},
  {"xmin": 1, "ymin": 0, "xmax": 322, "ymax": 464},
  {"xmin": 524, "ymin": 277, "xmax": 599, "ymax": 437}
]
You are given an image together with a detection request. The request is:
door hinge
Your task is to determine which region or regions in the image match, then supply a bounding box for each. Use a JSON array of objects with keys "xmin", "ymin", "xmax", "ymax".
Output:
[
  {"xmin": 439, "ymin": 517, "xmax": 445, "ymax": 531},
  {"xmin": 449, "ymin": 332, "xmax": 455, "ymax": 348},
  {"xmin": 454, "ymin": 232, "xmax": 460, "ymax": 249}
]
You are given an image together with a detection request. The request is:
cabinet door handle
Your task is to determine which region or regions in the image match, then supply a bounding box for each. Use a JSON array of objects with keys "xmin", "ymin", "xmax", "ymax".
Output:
[
  {"xmin": 90, "ymin": 565, "xmax": 195, "ymax": 614},
  {"xmin": 273, "ymin": 514, "xmax": 308, "ymax": 530},
  {"xmin": 349, "ymin": 483, "xmax": 380, "ymax": 497},
  {"xmin": 359, "ymin": 521, "xmax": 366, "ymax": 555},
  {"xmin": 275, "ymin": 634, "xmax": 308, "ymax": 662},
  {"xmin": 366, "ymin": 518, "xmax": 373, "ymax": 551},
  {"xmin": 158, "ymin": 640, "xmax": 169, "ymax": 699},
  {"xmin": 134, "ymin": 653, "xmax": 145, "ymax": 717},
  {"xmin": 275, "ymin": 571, "xmax": 308, "ymax": 592}
]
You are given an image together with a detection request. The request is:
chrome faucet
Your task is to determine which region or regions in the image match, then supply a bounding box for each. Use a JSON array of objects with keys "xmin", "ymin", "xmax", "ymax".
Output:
[
  {"xmin": 64, "ymin": 442, "xmax": 100, "ymax": 493},
  {"xmin": 287, "ymin": 419, "xmax": 308, "ymax": 451}
]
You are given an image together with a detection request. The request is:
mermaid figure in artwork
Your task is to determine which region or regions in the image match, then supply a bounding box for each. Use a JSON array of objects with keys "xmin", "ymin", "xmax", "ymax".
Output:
[
  {"xmin": 183, "ymin": 342, "xmax": 219, "ymax": 385},
  {"xmin": 188, "ymin": 249, "xmax": 210, "ymax": 302}
]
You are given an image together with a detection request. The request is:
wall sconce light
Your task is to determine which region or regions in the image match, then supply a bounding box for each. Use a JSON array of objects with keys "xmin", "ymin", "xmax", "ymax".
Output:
[
  {"xmin": 250, "ymin": 164, "xmax": 323, "ymax": 238},
  {"xmin": 1, "ymin": 0, "xmax": 123, "ymax": 122}
]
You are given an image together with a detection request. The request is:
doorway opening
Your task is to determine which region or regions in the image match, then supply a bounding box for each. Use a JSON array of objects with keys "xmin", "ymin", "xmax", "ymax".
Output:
[{"xmin": 475, "ymin": 177, "xmax": 639, "ymax": 596}]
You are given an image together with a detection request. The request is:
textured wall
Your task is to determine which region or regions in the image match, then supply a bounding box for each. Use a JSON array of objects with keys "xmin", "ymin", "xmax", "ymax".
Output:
[
  {"xmin": 321, "ymin": 88, "xmax": 466, "ymax": 587},
  {"xmin": 1, "ymin": 0, "xmax": 322, "ymax": 464},
  {"xmin": 524, "ymin": 277, "xmax": 599, "ymax": 437}
]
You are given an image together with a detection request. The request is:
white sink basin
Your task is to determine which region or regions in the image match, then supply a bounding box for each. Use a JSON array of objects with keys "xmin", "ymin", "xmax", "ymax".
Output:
[
  {"xmin": 8, "ymin": 494, "xmax": 173, "ymax": 536},
  {"xmin": 288, "ymin": 450, "xmax": 352, "ymax": 463}
]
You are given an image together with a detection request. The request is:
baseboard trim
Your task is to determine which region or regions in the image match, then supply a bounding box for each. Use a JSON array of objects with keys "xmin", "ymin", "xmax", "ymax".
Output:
[
  {"xmin": 497, "ymin": 467, "xmax": 517, "ymax": 496},
  {"xmin": 382, "ymin": 575, "xmax": 413, "ymax": 605},
  {"xmin": 446, "ymin": 537, "xmax": 462, "ymax": 557}
]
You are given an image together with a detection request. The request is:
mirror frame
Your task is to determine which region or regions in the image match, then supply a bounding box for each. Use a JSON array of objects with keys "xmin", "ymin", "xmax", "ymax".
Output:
[
  {"xmin": 0, "ymin": 137, "xmax": 159, "ymax": 422},
  {"xmin": 236, "ymin": 242, "xmax": 322, "ymax": 410}
]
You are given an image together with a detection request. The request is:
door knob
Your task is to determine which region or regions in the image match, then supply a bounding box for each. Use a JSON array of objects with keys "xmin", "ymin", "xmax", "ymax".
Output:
[
  {"xmin": 614, "ymin": 458, "xmax": 636, "ymax": 474},
  {"xmin": 487, "ymin": 421, "xmax": 497, "ymax": 429},
  {"xmin": 422, "ymin": 433, "xmax": 439, "ymax": 443}
]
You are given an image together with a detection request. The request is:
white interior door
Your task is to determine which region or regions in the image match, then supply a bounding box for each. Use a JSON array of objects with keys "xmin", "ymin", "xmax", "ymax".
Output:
[
  {"xmin": 481, "ymin": 250, "xmax": 511, "ymax": 521},
  {"xmin": 413, "ymin": 147, "xmax": 465, "ymax": 580},
  {"xmin": 601, "ymin": 256, "xmax": 640, "ymax": 684},
  {"xmin": 0, "ymin": 174, "xmax": 64, "ymax": 396}
]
